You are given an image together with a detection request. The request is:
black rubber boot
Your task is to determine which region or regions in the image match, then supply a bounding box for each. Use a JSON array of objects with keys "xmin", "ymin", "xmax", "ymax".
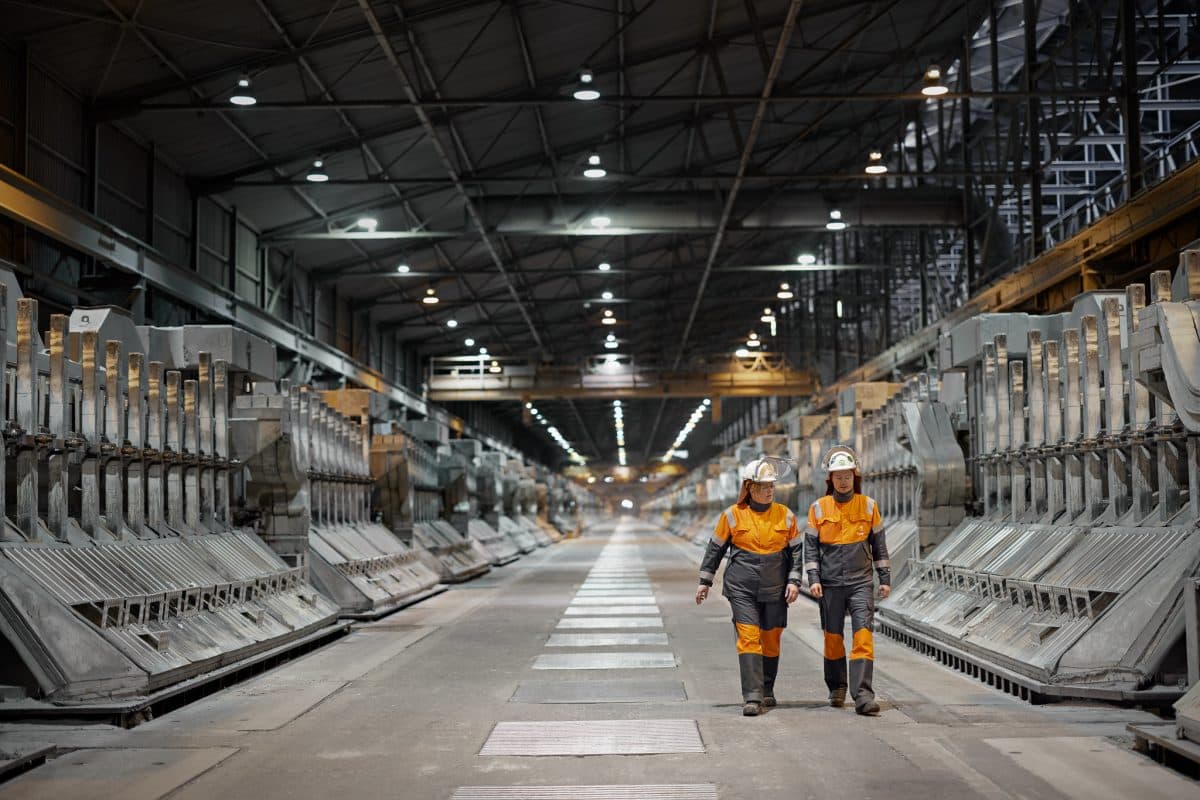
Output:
[
  {"xmin": 856, "ymin": 698, "xmax": 881, "ymax": 716},
  {"xmin": 738, "ymin": 653, "xmax": 764, "ymax": 703},
  {"xmin": 762, "ymin": 656, "xmax": 779, "ymax": 706}
]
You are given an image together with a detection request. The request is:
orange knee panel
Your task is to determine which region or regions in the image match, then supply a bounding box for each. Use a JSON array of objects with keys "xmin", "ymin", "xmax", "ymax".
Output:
[
  {"xmin": 761, "ymin": 627, "xmax": 783, "ymax": 658},
  {"xmin": 735, "ymin": 623, "xmax": 763, "ymax": 655},
  {"xmin": 823, "ymin": 632, "xmax": 846, "ymax": 660},
  {"xmin": 851, "ymin": 627, "xmax": 874, "ymax": 661}
]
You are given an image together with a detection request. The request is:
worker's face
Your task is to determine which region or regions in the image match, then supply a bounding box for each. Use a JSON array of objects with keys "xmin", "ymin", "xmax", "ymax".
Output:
[
  {"xmin": 749, "ymin": 481, "xmax": 774, "ymax": 504},
  {"xmin": 830, "ymin": 469, "xmax": 855, "ymax": 495}
]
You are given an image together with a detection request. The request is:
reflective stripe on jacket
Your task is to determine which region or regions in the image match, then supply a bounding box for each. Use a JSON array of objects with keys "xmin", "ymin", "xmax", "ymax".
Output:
[
  {"xmin": 803, "ymin": 494, "xmax": 890, "ymax": 587},
  {"xmin": 699, "ymin": 503, "xmax": 804, "ymax": 600}
]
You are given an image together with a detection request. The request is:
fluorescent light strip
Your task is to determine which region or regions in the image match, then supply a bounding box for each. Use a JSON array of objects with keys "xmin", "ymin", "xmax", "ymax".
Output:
[{"xmin": 661, "ymin": 398, "xmax": 711, "ymax": 464}]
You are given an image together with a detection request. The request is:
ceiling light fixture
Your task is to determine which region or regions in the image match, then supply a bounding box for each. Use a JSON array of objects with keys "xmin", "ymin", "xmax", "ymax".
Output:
[
  {"xmin": 760, "ymin": 307, "xmax": 775, "ymax": 324},
  {"xmin": 489, "ymin": 360, "xmax": 502, "ymax": 374},
  {"xmin": 735, "ymin": 348, "xmax": 751, "ymax": 358},
  {"xmin": 598, "ymin": 262, "xmax": 611, "ymax": 272},
  {"xmin": 230, "ymin": 73, "xmax": 257, "ymax": 106},
  {"xmin": 479, "ymin": 347, "xmax": 488, "ymax": 355},
  {"xmin": 446, "ymin": 319, "xmax": 458, "ymax": 328},
  {"xmin": 826, "ymin": 209, "xmax": 847, "ymax": 231},
  {"xmin": 305, "ymin": 159, "xmax": 328, "ymax": 182},
  {"xmin": 601, "ymin": 291, "xmax": 613, "ymax": 300},
  {"xmin": 747, "ymin": 332, "xmax": 761, "ymax": 348},
  {"xmin": 583, "ymin": 152, "xmax": 607, "ymax": 178},
  {"xmin": 777, "ymin": 282, "xmax": 794, "ymax": 300},
  {"xmin": 797, "ymin": 253, "xmax": 817, "ymax": 265},
  {"xmin": 356, "ymin": 217, "xmax": 378, "ymax": 232},
  {"xmin": 573, "ymin": 68, "xmax": 600, "ymax": 101},
  {"xmin": 396, "ymin": 263, "xmax": 410, "ymax": 273},
  {"xmin": 422, "ymin": 287, "xmax": 439, "ymax": 305},
  {"xmin": 602, "ymin": 309, "xmax": 616, "ymax": 325},
  {"xmin": 465, "ymin": 338, "xmax": 475, "ymax": 347},
  {"xmin": 865, "ymin": 151, "xmax": 888, "ymax": 175},
  {"xmin": 921, "ymin": 65, "xmax": 949, "ymax": 97},
  {"xmin": 590, "ymin": 215, "xmax": 612, "ymax": 228},
  {"xmin": 836, "ymin": 299, "xmax": 844, "ymax": 318}
]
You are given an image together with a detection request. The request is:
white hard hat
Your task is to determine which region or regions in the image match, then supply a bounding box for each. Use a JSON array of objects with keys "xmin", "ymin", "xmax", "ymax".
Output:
[
  {"xmin": 823, "ymin": 445, "xmax": 860, "ymax": 474},
  {"xmin": 741, "ymin": 458, "xmax": 778, "ymax": 483}
]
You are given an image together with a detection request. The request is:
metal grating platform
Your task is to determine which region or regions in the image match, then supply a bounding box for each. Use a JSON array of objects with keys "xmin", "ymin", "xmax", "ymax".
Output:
[
  {"xmin": 479, "ymin": 720, "xmax": 704, "ymax": 756},
  {"xmin": 511, "ymin": 679, "xmax": 687, "ymax": 704},
  {"xmin": 546, "ymin": 633, "xmax": 669, "ymax": 647},
  {"xmin": 556, "ymin": 617, "xmax": 663, "ymax": 629},
  {"xmin": 533, "ymin": 652, "xmax": 676, "ymax": 670},
  {"xmin": 451, "ymin": 786, "xmax": 717, "ymax": 799}
]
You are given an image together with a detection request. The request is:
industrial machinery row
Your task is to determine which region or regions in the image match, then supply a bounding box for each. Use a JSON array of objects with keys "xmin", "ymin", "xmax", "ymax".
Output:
[
  {"xmin": 649, "ymin": 249, "xmax": 1200, "ymax": 757},
  {"xmin": 0, "ymin": 265, "xmax": 590, "ymax": 711}
]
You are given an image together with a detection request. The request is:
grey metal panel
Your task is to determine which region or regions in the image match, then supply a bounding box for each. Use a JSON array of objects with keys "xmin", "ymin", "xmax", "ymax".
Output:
[
  {"xmin": 452, "ymin": 786, "xmax": 716, "ymax": 799},
  {"xmin": 532, "ymin": 652, "xmax": 676, "ymax": 670},
  {"xmin": 511, "ymin": 679, "xmax": 687, "ymax": 704},
  {"xmin": 27, "ymin": 68, "xmax": 85, "ymax": 163},
  {"xmin": 478, "ymin": 720, "xmax": 704, "ymax": 756},
  {"xmin": 556, "ymin": 617, "xmax": 663, "ymax": 629}
]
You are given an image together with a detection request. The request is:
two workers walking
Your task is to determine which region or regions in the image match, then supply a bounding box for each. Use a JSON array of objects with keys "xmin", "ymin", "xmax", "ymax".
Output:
[{"xmin": 695, "ymin": 445, "xmax": 891, "ymax": 717}]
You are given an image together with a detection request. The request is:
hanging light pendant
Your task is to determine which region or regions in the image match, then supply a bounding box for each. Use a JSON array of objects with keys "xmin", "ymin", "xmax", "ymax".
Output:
[
  {"xmin": 921, "ymin": 65, "xmax": 949, "ymax": 97},
  {"xmin": 573, "ymin": 68, "xmax": 600, "ymax": 101},
  {"xmin": 230, "ymin": 73, "xmax": 257, "ymax": 106},
  {"xmin": 583, "ymin": 152, "xmax": 607, "ymax": 178}
]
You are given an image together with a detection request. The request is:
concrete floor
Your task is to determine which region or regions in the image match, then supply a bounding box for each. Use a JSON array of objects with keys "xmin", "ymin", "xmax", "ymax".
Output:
[{"xmin": 1, "ymin": 518, "xmax": 1198, "ymax": 800}]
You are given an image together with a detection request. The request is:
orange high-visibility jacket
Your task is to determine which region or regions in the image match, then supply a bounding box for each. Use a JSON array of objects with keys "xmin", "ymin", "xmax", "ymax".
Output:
[
  {"xmin": 802, "ymin": 493, "xmax": 890, "ymax": 588},
  {"xmin": 699, "ymin": 503, "xmax": 804, "ymax": 601}
]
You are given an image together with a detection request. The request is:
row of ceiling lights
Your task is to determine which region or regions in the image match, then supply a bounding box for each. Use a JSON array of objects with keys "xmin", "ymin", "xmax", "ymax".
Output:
[
  {"xmin": 233, "ymin": 63, "xmax": 950, "ymax": 108},
  {"xmin": 526, "ymin": 403, "xmax": 586, "ymax": 465},
  {"xmin": 284, "ymin": 62, "xmax": 949, "ymax": 184},
  {"xmin": 575, "ymin": 62, "xmax": 947, "ymax": 181},
  {"xmin": 734, "ymin": 248, "xmax": 853, "ymax": 356},
  {"xmin": 612, "ymin": 400, "xmax": 626, "ymax": 467},
  {"xmin": 315, "ymin": 148, "xmax": 881, "ymax": 183},
  {"xmin": 662, "ymin": 398, "xmax": 711, "ymax": 464},
  {"xmin": 316, "ymin": 150, "xmax": 880, "ymax": 185},
  {"xmin": 570, "ymin": 63, "xmax": 950, "ymax": 102}
]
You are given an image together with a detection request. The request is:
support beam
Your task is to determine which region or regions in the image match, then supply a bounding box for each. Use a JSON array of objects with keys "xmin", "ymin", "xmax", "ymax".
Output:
[
  {"xmin": 1120, "ymin": 0, "xmax": 1143, "ymax": 197},
  {"xmin": 355, "ymin": 0, "xmax": 547, "ymax": 356}
]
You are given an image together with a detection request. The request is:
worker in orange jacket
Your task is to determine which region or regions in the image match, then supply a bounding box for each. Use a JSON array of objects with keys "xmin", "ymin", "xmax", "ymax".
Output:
[
  {"xmin": 696, "ymin": 458, "xmax": 804, "ymax": 716},
  {"xmin": 804, "ymin": 445, "xmax": 891, "ymax": 715}
]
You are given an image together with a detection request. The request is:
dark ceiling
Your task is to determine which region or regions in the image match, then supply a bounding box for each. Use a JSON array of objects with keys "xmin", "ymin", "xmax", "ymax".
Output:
[{"xmin": 3, "ymin": 0, "xmax": 1003, "ymax": 466}]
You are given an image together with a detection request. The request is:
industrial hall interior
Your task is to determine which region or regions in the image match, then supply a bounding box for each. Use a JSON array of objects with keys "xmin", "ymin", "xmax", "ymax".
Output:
[{"xmin": 1, "ymin": 0, "xmax": 1200, "ymax": 797}]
